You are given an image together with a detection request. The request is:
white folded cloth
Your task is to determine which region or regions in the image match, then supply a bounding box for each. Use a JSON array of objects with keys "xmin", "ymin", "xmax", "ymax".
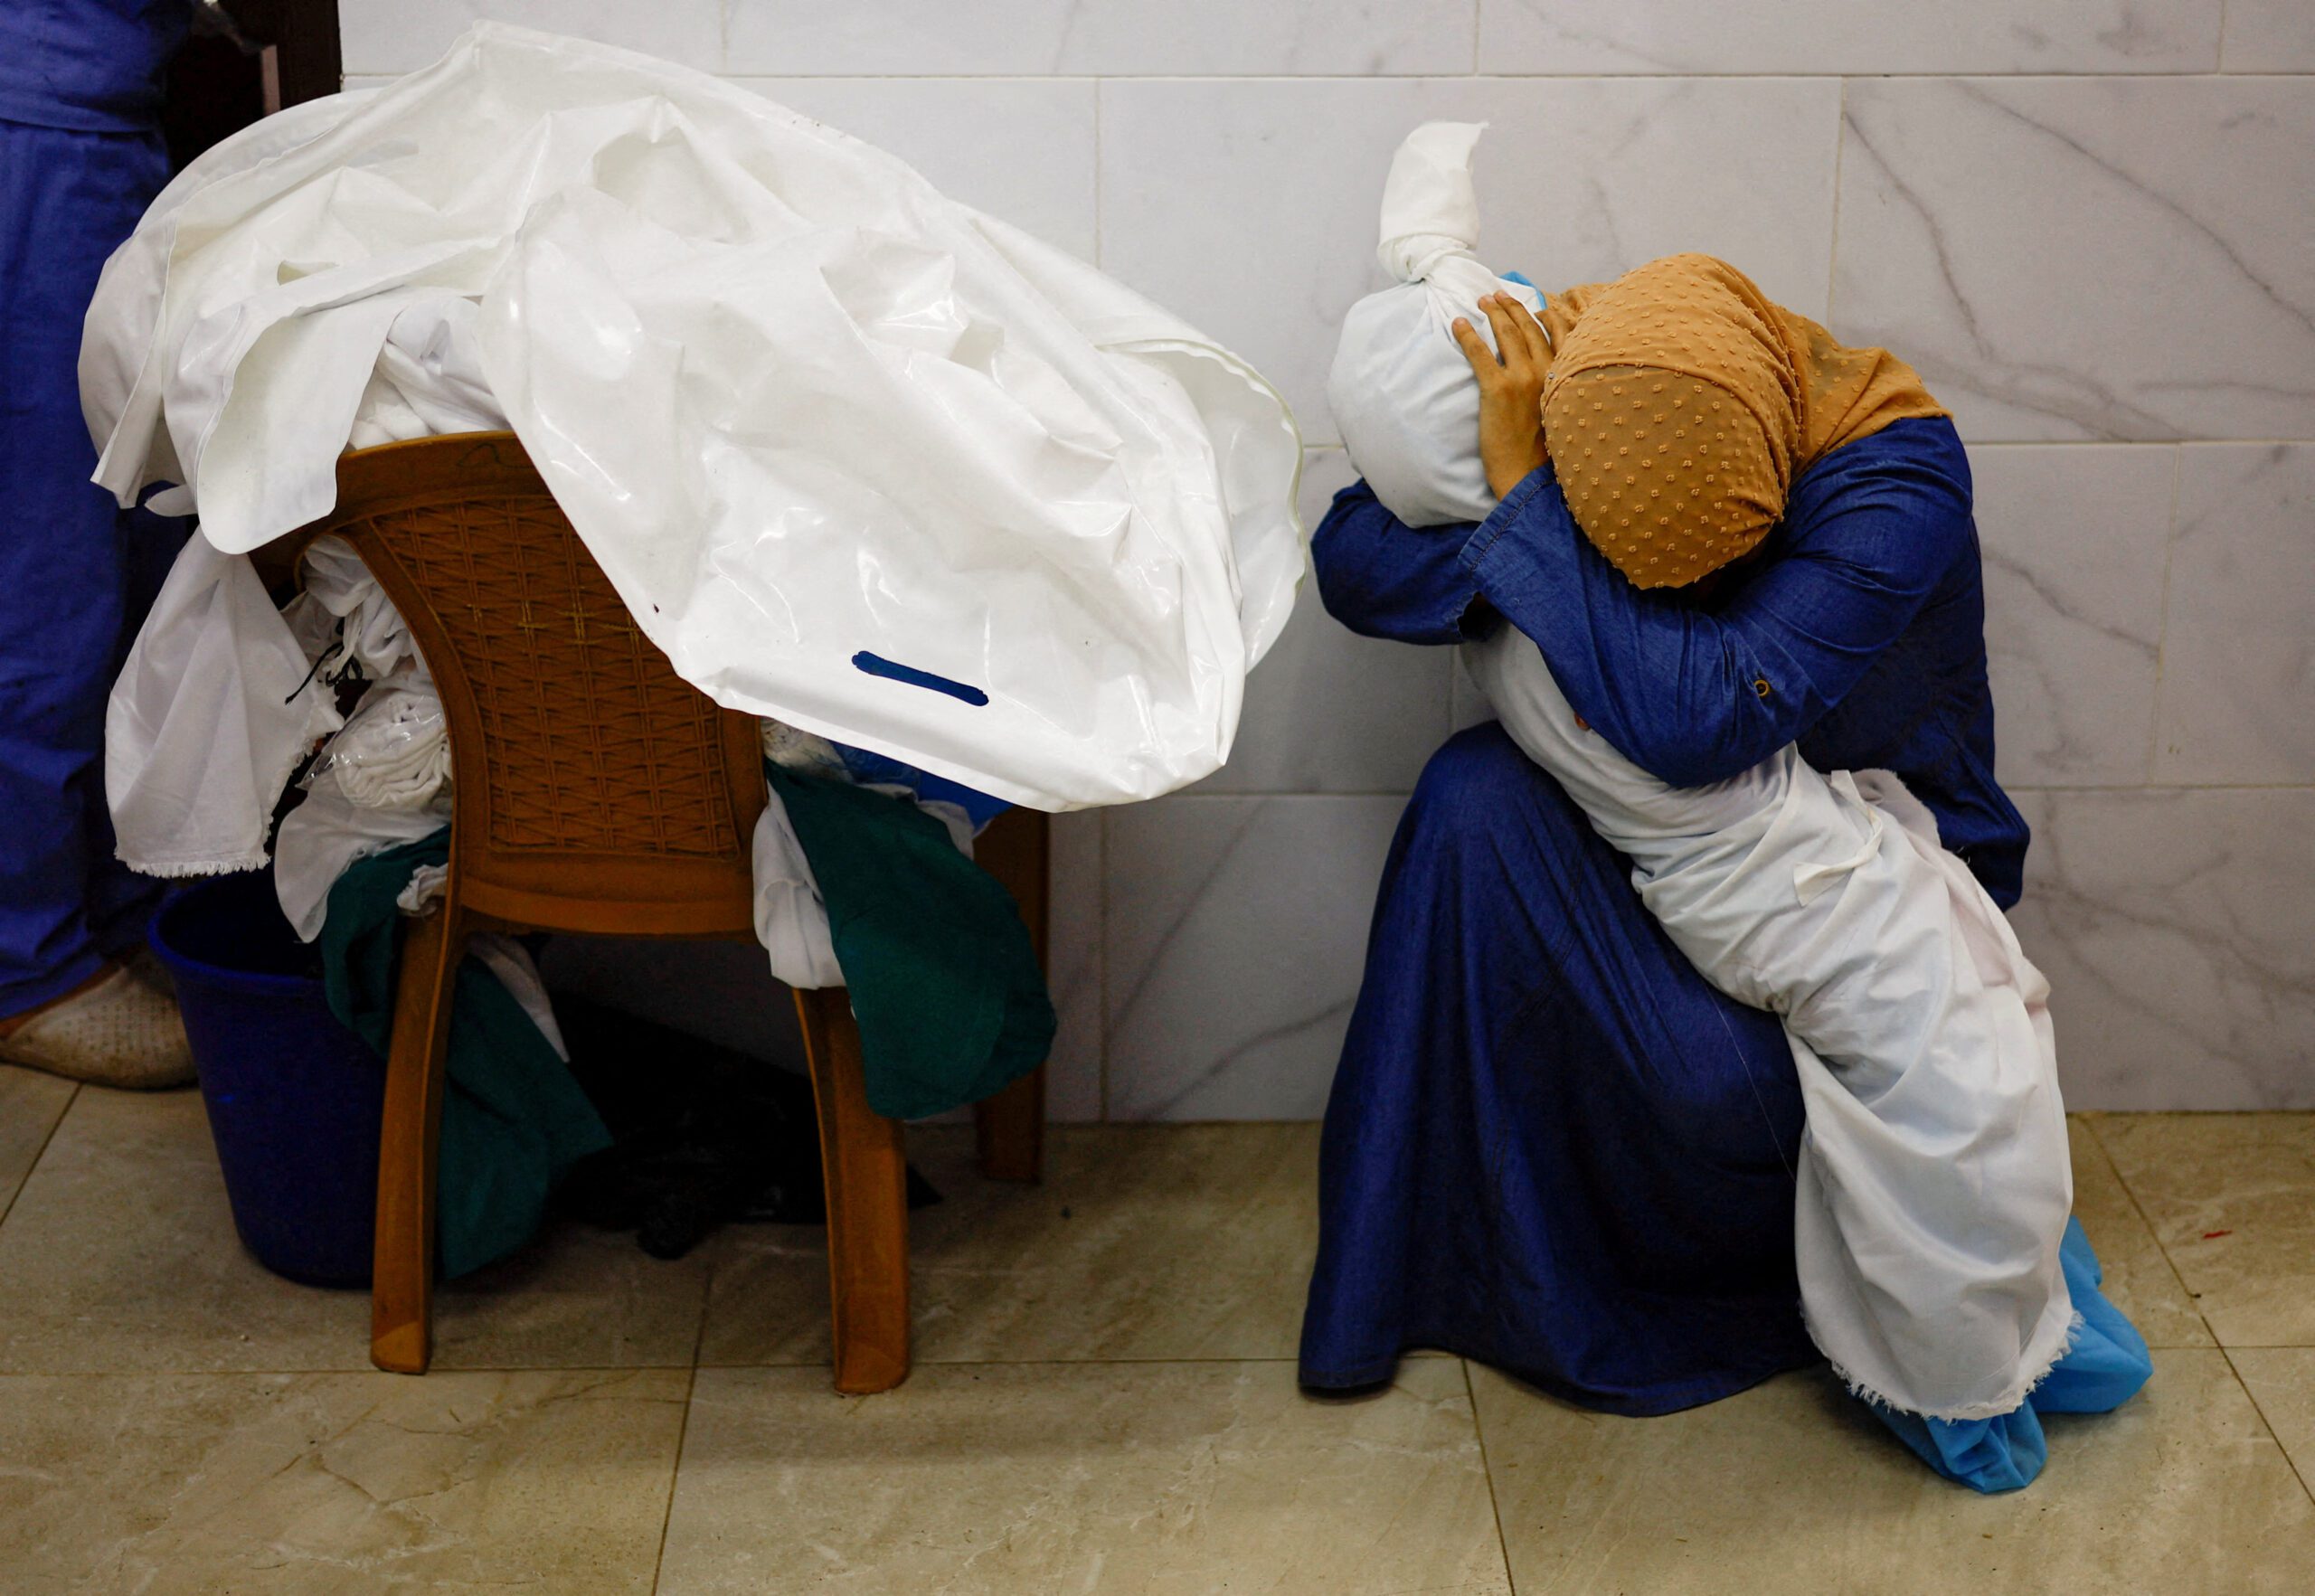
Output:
[
  {"xmin": 317, "ymin": 683, "xmax": 450, "ymax": 811},
  {"xmin": 271, "ymin": 766, "xmax": 452, "ymax": 943},
  {"xmin": 105, "ymin": 536, "xmax": 339, "ymax": 877}
]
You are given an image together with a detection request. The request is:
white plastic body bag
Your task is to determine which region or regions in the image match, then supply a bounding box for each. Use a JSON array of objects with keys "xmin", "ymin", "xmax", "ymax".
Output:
[{"xmin": 80, "ymin": 24, "xmax": 1303, "ymax": 811}]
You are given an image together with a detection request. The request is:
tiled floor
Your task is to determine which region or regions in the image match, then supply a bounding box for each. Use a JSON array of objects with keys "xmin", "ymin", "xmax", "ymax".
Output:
[{"xmin": 0, "ymin": 1072, "xmax": 2309, "ymax": 1594}]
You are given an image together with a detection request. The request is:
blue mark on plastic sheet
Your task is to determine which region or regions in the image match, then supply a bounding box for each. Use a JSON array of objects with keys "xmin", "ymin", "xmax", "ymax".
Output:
[{"xmin": 851, "ymin": 651, "xmax": 989, "ymax": 706}]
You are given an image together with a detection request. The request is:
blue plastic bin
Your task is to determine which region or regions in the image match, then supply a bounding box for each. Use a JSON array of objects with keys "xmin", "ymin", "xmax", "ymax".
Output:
[{"xmin": 150, "ymin": 873, "xmax": 386, "ymax": 1288}]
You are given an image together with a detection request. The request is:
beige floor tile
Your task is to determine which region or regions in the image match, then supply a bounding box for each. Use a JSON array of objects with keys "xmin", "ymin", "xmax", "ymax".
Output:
[
  {"xmin": 0, "ymin": 1366, "xmax": 686, "ymax": 1594},
  {"xmin": 2067, "ymin": 1115, "xmax": 2212, "ymax": 1348},
  {"xmin": 2093, "ymin": 1112, "xmax": 2315, "ymax": 1346},
  {"xmin": 1471, "ymin": 1350, "xmax": 2313, "ymax": 1594},
  {"xmin": 2231, "ymin": 1348, "xmax": 2315, "ymax": 1499},
  {"xmin": 431, "ymin": 1223, "xmax": 713, "ymax": 1371},
  {"xmin": 0, "ymin": 1084, "xmax": 710, "ymax": 1373},
  {"xmin": 657, "ymin": 1358, "xmax": 1507, "ymax": 1595},
  {"xmin": 0, "ymin": 1089, "xmax": 368, "ymax": 1372},
  {"xmin": 698, "ymin": 1122, "xmax": 1318, "ymax": 1366},
  {"xmin": 0, "ymin": 1064, "xmax": 74, "ymax": 1221}
]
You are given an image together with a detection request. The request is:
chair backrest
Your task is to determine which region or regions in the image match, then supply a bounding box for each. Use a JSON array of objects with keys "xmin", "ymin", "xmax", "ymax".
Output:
[{"xmin": 305, "ymin": 433, "xmax": 765, "ymax": 937}]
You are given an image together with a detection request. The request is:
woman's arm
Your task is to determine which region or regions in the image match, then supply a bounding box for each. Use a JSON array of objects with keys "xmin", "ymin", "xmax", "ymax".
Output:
[
  {"xmin": 1461, "ymin": 418, "xmax": 1976, "ymax": 789},
  {"xmin": 1309, "ymin": 480, "xmax": 1488, "ymax": 646}
]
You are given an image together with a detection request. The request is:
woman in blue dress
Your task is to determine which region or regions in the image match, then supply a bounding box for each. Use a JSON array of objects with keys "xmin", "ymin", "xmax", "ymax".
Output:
[{"xmin": 1298, "ymin": 258, "xmax": 2150, "ymax": 1494}]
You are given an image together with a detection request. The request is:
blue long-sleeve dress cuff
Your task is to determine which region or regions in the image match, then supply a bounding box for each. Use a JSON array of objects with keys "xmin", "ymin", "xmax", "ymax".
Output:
[
  {"xmin": 1308, "ymin": 480, "xmax": 1488, "ymax": 646},
  {"xmin": 1459, "ymin": 461, "xmax": 1560, "ymax": 583}
]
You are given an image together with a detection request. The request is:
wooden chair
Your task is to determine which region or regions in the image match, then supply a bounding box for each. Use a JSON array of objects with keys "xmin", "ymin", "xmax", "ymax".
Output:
[{"xmin": 287, "ymin": 433, "xmax": 1045, "ymax": 1392}]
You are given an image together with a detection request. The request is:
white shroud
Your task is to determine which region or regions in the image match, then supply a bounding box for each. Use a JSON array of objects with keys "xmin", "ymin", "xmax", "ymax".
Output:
[{"xmin": 1465, "ymin": 625, "xmax": 2075, "ymax": 1421}]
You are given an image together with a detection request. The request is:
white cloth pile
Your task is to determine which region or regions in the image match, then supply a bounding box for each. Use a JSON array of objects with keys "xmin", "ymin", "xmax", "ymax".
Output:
[
  {"xmin": 82, "ymin": 22, "xmax": 1303, "ymax": 813},
  {"xmin": 1464, "ymin": 628, "xmax": 2075, "ymax": 1421},
  {"xmin": 271, "ymin": 535, "xmax": 445, "ymax": 941},
  {"xmin": 1328, "ymin": 122, "xmax": 1545, "ymax": 529}
]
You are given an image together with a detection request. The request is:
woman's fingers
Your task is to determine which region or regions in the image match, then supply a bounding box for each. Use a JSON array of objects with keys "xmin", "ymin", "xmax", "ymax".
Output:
[
  {"xmin": 1450, "ymin": 316, "xmax": 1499, "ymax": 384},
  {"xmin": 1456, "ymin": 293, "xmax": 1551, "ymax": 387},
  {"xmin": 1480, "ymin": 296, "xmax": 1533, "ymax": 376},
  {"xmin": 1504, "ymin": 294, "xmax": 1552, "ymax": 365}
]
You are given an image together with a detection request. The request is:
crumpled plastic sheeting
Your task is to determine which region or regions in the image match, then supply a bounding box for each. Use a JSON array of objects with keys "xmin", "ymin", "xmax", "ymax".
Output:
[
  {"xmin": 307, "ymin": 683, "xmax": 449, "ymax": 811},
  {"xmin": 80, "ymin": 23, "xmax": 1303, "ymax": 811},
  {"xmin": 1328, "ymin": 121, "xmax": 1545, "ymax": 529}
]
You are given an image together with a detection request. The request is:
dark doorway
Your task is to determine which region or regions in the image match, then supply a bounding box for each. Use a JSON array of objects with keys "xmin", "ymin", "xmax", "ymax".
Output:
[{"xmin": 161, "ymin": 0, "xmax": 344, "ymax": 172}]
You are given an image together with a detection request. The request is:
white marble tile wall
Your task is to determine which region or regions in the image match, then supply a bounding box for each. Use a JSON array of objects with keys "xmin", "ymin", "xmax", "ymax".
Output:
[
  {"xmin": 2223, "ymin": 0, "xmax": 2315, "ymax": 71},
  {"xmin": 1970, "ymin": 446, "xmax": 2174, "ymax": 789},
  {"xmin": 342, "ymin": 1, "xmax": 2315, "ymax": 1111},
  {"xmin": 1475, "ymin": 1, "xmax": 2222, "ymax": 75},
  {"xmin": 2152, "ymin": 445, "xmax": 2315, "ymax": 788},
  {"xmin": 2011, "ymin": 788, "xmax": 2315, "ymax": 1110}
]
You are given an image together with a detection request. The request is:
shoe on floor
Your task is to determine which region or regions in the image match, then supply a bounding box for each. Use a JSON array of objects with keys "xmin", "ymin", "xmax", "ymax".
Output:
[{"xmin": 0, "ymin": 962, "xmax": 196, "ymax": 1090}]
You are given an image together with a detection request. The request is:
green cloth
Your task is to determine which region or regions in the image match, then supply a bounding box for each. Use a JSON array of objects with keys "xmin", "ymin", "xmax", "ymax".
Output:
[
  {"xmin": 318, "ymin": 831, "xmax": 611, "ymax": 1279},
  {"xmin": 768, "ymin": 766, "xmax": 1054, "ymax": 1120}
]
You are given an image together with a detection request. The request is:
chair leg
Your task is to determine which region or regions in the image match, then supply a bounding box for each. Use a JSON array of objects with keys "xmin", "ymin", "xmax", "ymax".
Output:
[
  {"xmin": 975, "ymin": 1067, "xmax": 1046, "ymax": 1185},
  {"xmin": 794, "ymin": 987, "xmax": 910, "ymax": 1394},
  {"xmin": 972, "ymin": 807, "xmax": 1050, "ymax": 1184},
  {"xmin": 371, "ymin": 904, "xmax": 463, "ymax": 1374}
]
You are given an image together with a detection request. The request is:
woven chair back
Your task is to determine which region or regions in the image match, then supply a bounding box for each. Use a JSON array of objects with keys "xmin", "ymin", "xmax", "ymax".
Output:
[{"xmin": 317, "ymin": 433, "xmax": 763, "ymax": 936}]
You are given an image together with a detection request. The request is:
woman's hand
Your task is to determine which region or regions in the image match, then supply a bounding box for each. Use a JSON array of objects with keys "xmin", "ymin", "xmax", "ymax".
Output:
[{"xmin": 1450, "ymin": 293, "xmax": 1552, "ymax": 500}]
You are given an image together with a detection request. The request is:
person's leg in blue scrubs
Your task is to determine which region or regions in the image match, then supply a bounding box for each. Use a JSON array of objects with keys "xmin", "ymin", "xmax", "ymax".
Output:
[{"xmin": 0, "ymin": 2, "xmax": 195, "ymax": 1086}]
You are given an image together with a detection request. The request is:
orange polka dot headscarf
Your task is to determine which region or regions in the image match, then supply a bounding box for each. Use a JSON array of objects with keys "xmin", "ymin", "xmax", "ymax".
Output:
[{"xmin": 1536, "ymin": 254, "xmax": 1947, "ymax": 590}]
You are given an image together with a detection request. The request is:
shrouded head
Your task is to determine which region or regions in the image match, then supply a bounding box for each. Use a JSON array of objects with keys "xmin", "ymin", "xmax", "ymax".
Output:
[{"xmin": 1328, "ymin": 121, "xmax": 1545, "ymax": 529}]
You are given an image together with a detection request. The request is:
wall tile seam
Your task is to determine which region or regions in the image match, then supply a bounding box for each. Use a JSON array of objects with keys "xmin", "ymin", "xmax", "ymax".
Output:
[
  {"xmin": 721, "ymin": 75, "xmax": 1110, "ymax": 85},
  {"xmin": 717, "ymin": 74, "xmax": 2315, "ymax": 85},
  {"xmin": 2145, "ymin": 446, "xmax": 2187, "ymax": 784},
  {"xmin": 2173, "ymin": 439, "xmax": 2315, "ymax": 449},
  {"xmin": 1165, "ymin": 786, "xmax": 2315, "ymax": 800},
  {"xmin": 1305, "ymin": 433, "xmax": 2315, "ymax": 444},
  {"xmin": 1317, "ymin": 443, "xmax": 2310, "ymax": 451},
  {"xmin": 1094, "ymin": 805, "xmax": 1110, "ymax": 1121},
  {"xmin": 1310, "ymin": 438, "xmax": 2315, "ymax": 449},
  {"xmin": 1967, "ymin": 440, "xmax": 2315, "ymax": 449},
  {"xmin": 343, "ymin": 68, "xmax": 2315, "ymax": 86},
  {"xmin": 1823, "ymin": 75, "xmax": 1849, "ymax": 325},
  {"xmin": 2007, "ymin": 783, "xmax": 2315, "ymax": 795}
]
